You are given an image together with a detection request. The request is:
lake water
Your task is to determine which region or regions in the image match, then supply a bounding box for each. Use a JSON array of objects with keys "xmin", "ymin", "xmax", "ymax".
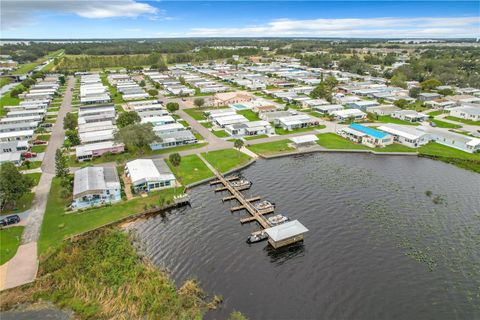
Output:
[{"xmin": 131, "ymin": 153, "xmax": 480, "ymax": 320}]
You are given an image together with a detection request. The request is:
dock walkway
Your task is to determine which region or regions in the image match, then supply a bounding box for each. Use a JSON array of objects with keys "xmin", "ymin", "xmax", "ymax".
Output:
[{"xmin": 198, "ymin": 154, "xmax": 273, "ymax": 229}]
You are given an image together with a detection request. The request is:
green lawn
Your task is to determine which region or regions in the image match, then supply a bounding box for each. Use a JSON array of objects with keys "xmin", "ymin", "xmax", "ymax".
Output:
[
  {"xmin": 0, "ymin": 192, "xmax": 34, "ymax": 215},
  {"xmin": 445, "ymin": 116, "xmax": 480, "ymax": 126},
  {"xmin": 184, "ymin": 108, "xmax": 206, "ymax": 120},
  {"xmin": 427, "ymin": 110, "xmax": 445, "ymax": 116},
  {"xmin": 0, "ymin": 84, "xmax": 22, "ymax": 116},
  {"xmin": 237, "ymin": 109, "xmax": 260, "ymax": 121},
  {"xmin": 244, "ymin": 134, "xmax": 269, "ymax": 140},
  {"xmin": 0, "ymin": 227, "xmax": 24, "ymax": 265},
  {"xmin": 0, "ymin": 77, "xmax": 13, "ymax": 88},
  {"xmin": 375, "ymin": 115, "xmax": 420, "ymax": 126},
  {"xmin": 212, "ymin": 129, "xmax": 230, "ymax": 138},
  {"xmin": 68, "ymin": 143, "xmax": 208, "ymax": 167},
  {"xmin": 31, "ymin": 145, "xmax": 47, "ymax": 153},
  {"xmin": 165, "ymin": 155, "xmax": 214, "ymax": 185},
  {"xmin": 419, "ymin": 142, "xmax": 480, "ymax": 173},
  {"xmin": 201, "ymin": 122, "xmax": 213, "ymax": 128},
  {"xmin": 36, "ymin": 134, "xmax": 52, "ymax": 141},
  {"xmin": 247, "ymin": 140, "xmax": 295, "ymax": 156},
  {"xmin": 202, "ymin": 149, "xmax": 251, "ymax": 173},
  {"xmin": 177, "ymin": 120, "xmax": 189, "ymax": 127},
  {"xmin": 38, "ymin": 178, "xmax": 184, "ymax": 254},
  {"xmin": 430, "ymin": 119, "xmax": 462, "ymax": 129},
  {"xmin": 317, "ymin": 133, "xmax": 370, "ymax": 150},
  {"xmin": 275, "ymin": 124, "xmax": 326, "ymax": 135},
  {"xmin": 19, "ymin": 161, "xmax": 42, "ymax": 170},
  {"xmin": 308, "ymin": 111, "xmax": 326, "ymax": 118},
  {"xmin": 25, "ymin": 172, "xmax": 42, "ymax": 186},
  {"xmin": 376, "ymin": 144, "xmax": 416, "ymax": 153}
]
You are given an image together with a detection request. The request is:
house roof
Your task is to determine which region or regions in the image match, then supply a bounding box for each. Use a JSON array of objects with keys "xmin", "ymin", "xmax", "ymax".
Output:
[
  {"xmin": 73, "ymin": 166, "xmax": 119, "ymax": 198},
  {"xmin": 290, "ymin": 134, "xmax": 318, "ymax": 144},
  {"xmin": 264, "ymin": 220, "xmax": 309, "ymax": 242},
  {"xmin": 126, "ymin": 159, "xmax": 175, "ymax": 186}
]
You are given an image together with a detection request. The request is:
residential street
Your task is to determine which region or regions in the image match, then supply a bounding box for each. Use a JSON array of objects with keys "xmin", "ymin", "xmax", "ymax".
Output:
[{"xmin": 1, "ymin": 76, "xmax": 74, "ymax": 291}]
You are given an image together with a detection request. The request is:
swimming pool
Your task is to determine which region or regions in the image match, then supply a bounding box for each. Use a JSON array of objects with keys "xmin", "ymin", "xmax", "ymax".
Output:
[{"xmin": 231, "ymin": 103, "xmax": 251, "ymax": 111}]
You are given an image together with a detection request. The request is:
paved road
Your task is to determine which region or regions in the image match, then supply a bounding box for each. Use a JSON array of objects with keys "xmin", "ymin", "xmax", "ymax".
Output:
[
  {"xmin": 1, "ymin": 76, "xmax": 74, "ymax": 291},
  {"xmin": 436, "ymin": 113, "xmax": 480, "ymax": 134}
]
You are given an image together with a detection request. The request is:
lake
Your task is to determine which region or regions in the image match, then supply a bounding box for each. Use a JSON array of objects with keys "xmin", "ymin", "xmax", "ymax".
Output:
[{"xmin": 131, "ymin": 153, "xmax": 480, "ymax": 320}]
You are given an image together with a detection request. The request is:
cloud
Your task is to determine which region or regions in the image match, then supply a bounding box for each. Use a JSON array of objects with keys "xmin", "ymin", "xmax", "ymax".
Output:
[
  {"xmin": 1, "ymin": 0, "xmax": 159, "ymax": 30},
  {"xmin": 185, "ymin": 17, "xmax": 480, "ymax": 38}
]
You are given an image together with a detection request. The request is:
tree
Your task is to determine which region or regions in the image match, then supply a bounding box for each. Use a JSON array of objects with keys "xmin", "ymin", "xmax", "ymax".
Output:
[
  {"xmin": 169, "ymin": 153, "xmax": 181, "ymax": 167},
  {"xmin": 421, "ymin": 79, "xmax": 442, "ymax": 91},
  {"xmin": 193, "ymin": 98, "xmax": 205, "ymax": 108},
  {"xmin": 139, "ymin": 80, "xmax": 146, "ymax": 87},
  {"xmin": 438, "ymin": 88, "xmax": 454, "ymax": 96},
  {"xmin": 166, "ymin": 102, "xmax": 179, "ymax": 113},
  {"xmin": 66, "ymin": 130, "xmax": 80, "ymax": 146},
  {"xmin": 234, "ymin": 139, "xmax": 244, "ymax": 150},
  {"xmin": 311, "ymin": 82, "xmax": 332, "ymax": 101},
  {"xmin": 63, "ymin": 113, "xmax": 78, "ymax": 130},
  {"xmin": 394, "ymin": 99, "xmax": 409, "ymax": 109},
  {"xmin": 114, "ymin": 123, "xmax": 158, "ymax": 151},
  {"xmin": 0, "ymin": 163, "xmax": 34, "ymax": 210},
  {"xmin": 148, "ymin": 89, "xmax": 158, "ymax": 97},
  {"xmin": 324, "ymin": 75, "xmax": 339, "ymax": 91},
  {"xmin": 409, "ymin": 87, "xmax": 421, "ymax": 98},
  {"xmin": 55, "ymin": 149, "xmax": 69, "ymax": 177},
  {"xmin": 390, "ymin": 74, "xmax": 407, "ymax": 89},
  {"xmin": 117, "ymin": 111, "xmax": 141, "ymax": 128}
]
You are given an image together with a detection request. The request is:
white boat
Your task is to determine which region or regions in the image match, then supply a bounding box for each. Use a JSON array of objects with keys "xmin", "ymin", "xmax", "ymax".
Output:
[
  {"xmin": 268, "ymin": 214, "xmax": 290, "ymax": 226},
  {"xmin": 254, "ymin": 200, "xmax": 275, "ymax": 211},
  {"xmin": 230, "ymin": 178, "xmax": 251, "ymax": 189},
  {"xmin": 246, "ymin": 231, "xmax": 268, "ymax": 244}
]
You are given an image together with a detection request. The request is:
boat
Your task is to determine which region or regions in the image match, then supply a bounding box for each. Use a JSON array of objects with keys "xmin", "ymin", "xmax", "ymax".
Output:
[
  {"xmin": 254, "ymin": 200, "xmax": 275, "ymax": 211},
  {"xmin": 230, "ymin": 178, "xmax": 251, "ymax": 189},
  {"xmin": 246, "ymin": 231, "xmax": 268, "ymax": 244},
  {"xmin": 267, "ymin": 214, "xmax": 290, "ymax": 226}
]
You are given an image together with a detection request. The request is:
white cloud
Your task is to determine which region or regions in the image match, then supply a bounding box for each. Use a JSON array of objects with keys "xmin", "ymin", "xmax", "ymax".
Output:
[
  {"xmin": 1, "ymin": 0, "xmax": 159, "ymax": 30},
  {"xmin": 186, "ymin": 17, "xmax": 480, "ymax": 38}
]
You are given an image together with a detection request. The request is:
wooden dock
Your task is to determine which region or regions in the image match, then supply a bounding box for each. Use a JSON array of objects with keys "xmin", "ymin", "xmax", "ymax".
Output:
[{"xmin": 198, "ymin": 155, "xmax": 273, "ymax": 229}]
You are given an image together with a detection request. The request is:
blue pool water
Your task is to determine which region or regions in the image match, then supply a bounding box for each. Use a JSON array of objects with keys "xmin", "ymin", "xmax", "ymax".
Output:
[{"xmin": 231, "ymin": 103, "xmax": 250, "ymax": 110}]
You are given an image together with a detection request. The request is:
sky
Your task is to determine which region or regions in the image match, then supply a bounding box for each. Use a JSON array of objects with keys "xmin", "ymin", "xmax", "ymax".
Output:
[{"xmin": 1, "ymin": 1, "xmax": 479, "ymax": 39}]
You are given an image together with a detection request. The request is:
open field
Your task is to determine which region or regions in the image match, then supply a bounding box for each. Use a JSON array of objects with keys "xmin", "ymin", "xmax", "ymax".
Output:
[
  {"xmin": 375, "ymin": 115, "xmax": 420, "ymax": 126},
  {"xmin": 247, "ymin": 140, "xmax": 295, "ymax": 156},
  {"xmin": 202, "ymin": 149, "xmax": 251, "ymax": 173},
  {"xmin": 430, "ymin": 119, "xmax": 462, "ymax": 129},
  {"xmin": 237, "ymin": 109, "xmax": 261, "ymax": 121},
  {"xmin": 166, "ymin": 154, "xmax": 214, "ymax": 185}
]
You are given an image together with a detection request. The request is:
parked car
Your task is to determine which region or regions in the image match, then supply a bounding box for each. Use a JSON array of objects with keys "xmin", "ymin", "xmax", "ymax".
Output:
[
  {"xmin": 33, "ymin": 140, "xmax": 47, "ymax": 145},
  {"xmin": 0, "ymin": 215, "xmax": 20, "ymax": 227},
  {"xmin": 22, "ymin": 152, "xmax": 37, "ymax": 158},
  {"xmin": 41, "ymin": 123, "xmax": 53, "ymax": 128},
  {"xmin": 429, "ymin": 122, "xmax": 437, "ymax": 127}
]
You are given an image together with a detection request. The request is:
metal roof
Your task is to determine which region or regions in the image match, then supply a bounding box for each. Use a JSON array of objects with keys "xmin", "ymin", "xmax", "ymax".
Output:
[
  {"xmin": 264, "ymin": 220, "xmax": 309, "ymax": 242},
  {"xmin": 73, "ymin": 166, "xmax": 119, "ymax": 198},
  {"xmin": 350, "ymin": 123, "xmax": 389, "ymax": 139}
]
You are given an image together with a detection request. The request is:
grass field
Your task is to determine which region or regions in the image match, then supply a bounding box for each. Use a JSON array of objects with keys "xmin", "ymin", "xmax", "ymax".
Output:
[
  {"xmin": 25, "ymin": 172, "xmax": 42, "ymax": 186},
  {"xmin": 445, "ymin": 116, "xmax": 480, "ymax": 126},
  {"xmin": 201, "ymin": 122, "xmax": 213, "ymax": 128},
  {"xmin": 0, "ymin": 78, "xmax": 13, "ymax": 88},
  {"xmin": 0, "ymin": 227, "xmax": 24, "ymax": 265},
  {"xmin": 212, "ymin": 129, "xmax": 230, "ymax": 137},
  {"xmin": 19, "ymin": 161, "xmax": 42, "ymax": 170},
  {"xmin": 165, "ymin": 155, "xmax": 214, "ymax": 185},
  {"xmin": 184, "ymin": 108, "xmax": 206, "ymax": 120},
  {"xmin": 31, "ymin": 145, "xmax": 47, "ymax": 153},
  {"xmin": 36, "ymin": 134, "xmax": 51, "ymax": 141},
  {"xmin": 202, "ymin": 149, "xmax": 251, "ymax": 173},
  {"xmin": 247, "ymin": 140, "xmax": 295, "ymax": 156},
  {"xmin": 38, "ymin": 178, "xmax": 183, "ymax": 254},
  {"xmin": 0, "ymin": 85, "xmax": 22, "ymax": 116},
  {"xmin": 430, "ymin": 119, "xmax": 462, "ymax": 129},
  {"xmin": 419, "ymin": 142, "xmax": 480, "ymax": 173},
  {"xmin": 275, "ymin": 124, "xmax": 326, "ymax": 135},
  {"xmin": 237, "ymin": 109, "xmax": 261, "ymax": 121},
  {"xmin": 427, "ymin": 110, "xmax": 445, "ymax": 116},
  {"xmin": 244, "ymin": 134, "xmax": 269, "ymax": 140}
]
